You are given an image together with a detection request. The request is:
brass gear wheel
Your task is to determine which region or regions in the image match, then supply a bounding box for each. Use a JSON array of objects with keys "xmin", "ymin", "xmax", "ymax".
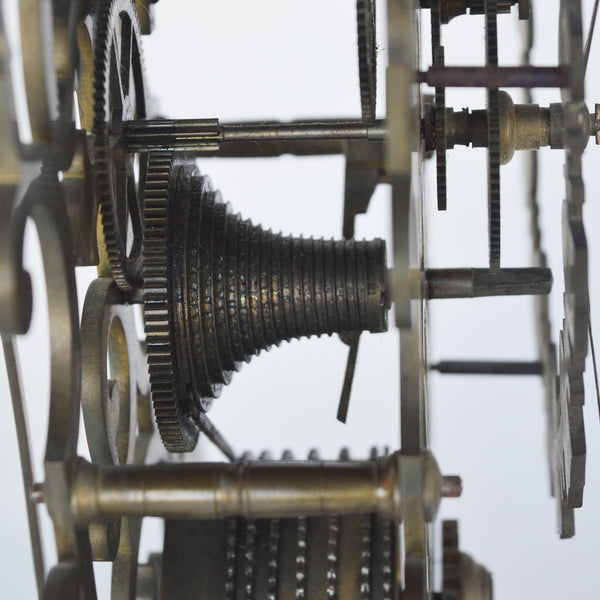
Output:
[
  {"xmin": 93, "ymin": 0, "xmax": 147, "ymax": 291},
  {"xmin": 142, "ymin": 153, "xmax": 216, "ymax": 452},
  {"xmin": 142, "ymin": 153, "xmax": 388, "ymax": 453}
]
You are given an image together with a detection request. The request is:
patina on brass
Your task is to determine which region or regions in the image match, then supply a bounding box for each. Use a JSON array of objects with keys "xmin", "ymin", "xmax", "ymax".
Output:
[
  {"xmin": 143, "ymin": 155, "xmax": 390, "ymax": 452},
  {"xmin": 3, "ymin": 0, "xmax": 600, "ymax": 598},
  {"xmin": 71, "ymin": 451, "xmax": 452, "ymax": 524},
  {"xmin": 425, "ymin": 90, "xmax": 598, "ymax": 165}
]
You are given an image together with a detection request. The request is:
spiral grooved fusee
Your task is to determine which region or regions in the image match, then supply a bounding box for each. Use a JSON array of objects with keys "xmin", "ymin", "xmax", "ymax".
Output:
[
  {"xmin": 143, "ymin": 156, "xmax": 389, "ymax": 452},
  {"xmin": 185, "ymin": 213, "xmax": 388, "ymax": 373}
]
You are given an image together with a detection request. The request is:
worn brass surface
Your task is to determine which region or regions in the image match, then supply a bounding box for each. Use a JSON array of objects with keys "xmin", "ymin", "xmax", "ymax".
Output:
[
  {"xmin": 2, "ymin": 0, "xmax": 599, "ymax": 598},
  {"xmin": 426, "ymin": 90, "xmax": 596, "ymax": 164},
  {"xmin": 71, "ymin": 451, "xmax": 450, "ymax": 524}
]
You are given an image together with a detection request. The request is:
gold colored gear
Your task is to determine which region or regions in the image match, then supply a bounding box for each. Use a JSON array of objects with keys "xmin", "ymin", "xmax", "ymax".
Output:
[{"xmin": 93, "ymin": 0, "xmax": 147, "ymax": 291}]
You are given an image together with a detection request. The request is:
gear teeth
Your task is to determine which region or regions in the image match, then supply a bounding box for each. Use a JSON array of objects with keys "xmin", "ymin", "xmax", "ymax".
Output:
[
  {"xmin": 142, "ymin": 154, "xmax": 387, "ymax": 453},
  {"xmin": 435, "ymin": 85, "xmax": 447, "ymax": 211},
  {"xmin": 295, "ymin": 516, "xmax": 308, "ymax": 600},
  {"xmin": 243, "ymin": 520, "xmax": 257, "ymax": 600},
  {"xmin": 142, "ymin": 152, "xmax": 199, "ymax": 452},
  {"xmin": 225, "ymin": 518, "xmax": 237, "ymax": 600},
  {"xmin": 93, "ymin": 0, "xmax": 147, "ymax": 291},
  {"xmin": 308, "ymin": 448, "xmax": 320, "ymax": 461},
  {"xmin": 359, "ymin": 515, "xmax": 372, "ymax": 600},
  {"xmin": 142, "ymin": 152, "xmax": 387, "ymax": 453},
  {"xmin": 326, "ymin": 516, "xmax": 340, "ymax": 600},
  {"xmin": 488, "ymin": 87, "xmax": 501, "ymax": 272},
  {"xmin": 430, "ymin": 2, "xmax": 448, "ymax": 212},
  {"xmin": 485, "ymin": 0, "xmax": 501, "ymax": 272},
  {"xmin": 381, "ymin": 515, "xmax": 393, "ymax": 600},
  {"xmin": 356, "ymin": 0, "xmax": 377, "ymax": 123},
  {"xmin": 267, "ymin": 517, "xmax": 280, "ymax": 600}
]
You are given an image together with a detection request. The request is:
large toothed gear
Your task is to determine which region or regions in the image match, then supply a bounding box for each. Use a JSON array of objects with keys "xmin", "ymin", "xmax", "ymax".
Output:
[
  {"xmin": 142, "ymin": 153, "xmax": 389, "ymax": 452},
  {"xmin": 142, "ymin": 153, "xmax": 205, "ymax": 452},
  {"xmin": 93, "ymin": 0, "xmax": 147, "ymax": 291}
]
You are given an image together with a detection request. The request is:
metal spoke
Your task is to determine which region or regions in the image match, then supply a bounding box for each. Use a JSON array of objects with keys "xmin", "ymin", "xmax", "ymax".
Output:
[
  {"xmin": 337, "ymin": 332, "xmax": 360, "ymax": 423},
  {"xmin": 2, "ymin": 335, "xmax": 45, "ymax": 598}
]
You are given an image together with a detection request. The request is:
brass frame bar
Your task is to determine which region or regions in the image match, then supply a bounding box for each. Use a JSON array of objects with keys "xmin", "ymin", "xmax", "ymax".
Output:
[
  {"xmin": 72, "ymin": 452, "xmax": 455, "ymax": 524},
  {"xmin": 2, "ymin": 335, "xmax": 45, "ymax": 598}
]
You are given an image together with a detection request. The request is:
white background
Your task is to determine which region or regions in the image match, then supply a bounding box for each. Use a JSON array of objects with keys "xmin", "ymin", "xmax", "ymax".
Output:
[{"xmin": 2, "ymin": 0, "xmax": 600, "ymax": 598}]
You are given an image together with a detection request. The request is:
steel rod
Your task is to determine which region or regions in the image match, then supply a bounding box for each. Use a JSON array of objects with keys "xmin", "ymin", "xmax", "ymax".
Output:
[
  {"xmin": 122, "ymin": 118, "xmax": 386, "ymax": 154},
  {"xmin": 208, "ymin": 139, "xmax": 346, "ymax": 157},
  {"xmin": 337, "ymin": 333, "xmax": 361, "ymax": 424},
  {"xmin": 222, "ymin": 120, "xmax": 386, "ymax": 142},
  {"xmin": 430, "ymin": 360, "xmax": 544, "ymax": 375},
  {"xmin": 426, "ymin": 268, "xmax": 552, "ymax": 299},
  {"xmin": 418, "ymin": 66, "xmax": 566, "ymax": 88}
]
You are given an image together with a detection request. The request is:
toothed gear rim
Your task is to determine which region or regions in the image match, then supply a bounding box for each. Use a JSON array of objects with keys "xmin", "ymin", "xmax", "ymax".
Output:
[
  {"xmin": 357, "ymin": 0, "xmax": 377, "ymax": 124},
  {"xmin": 485, "ymin": 0, "xmax": 501, "ymax": 271},
  {"xmin": 430, "ymin": 2, "xmax": 447, "ymax": 211},
  {"xmin": 93, "ymin": 0, "xmax": 147, "ymax": 291},
  {"xmin": 143, "ymin": 153, "xmax": 212, "ymax": 452}
]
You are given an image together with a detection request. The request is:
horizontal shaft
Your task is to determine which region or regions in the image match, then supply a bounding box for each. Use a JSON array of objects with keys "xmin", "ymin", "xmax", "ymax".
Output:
[
  {"xmin": 430, "ymin": 360, "xmax": 544, "ymax": 375},
  {"xmin": 73, "ymin": 455, "xmax": 400, "ymax": 522},
  {"xmin": 122, "ymin": 118, "xmax": 386, "ymax": 154},
  {"xmin": 71, "ymin": 452, "xmax": 455, "ymax": 523},
  {"xmin": 426, "ymin": 268, "xmax": 552, "ymax": 299},
  {"xmin": 418, "ymin": 66, "xmax": 566, "ymax": 88}
]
